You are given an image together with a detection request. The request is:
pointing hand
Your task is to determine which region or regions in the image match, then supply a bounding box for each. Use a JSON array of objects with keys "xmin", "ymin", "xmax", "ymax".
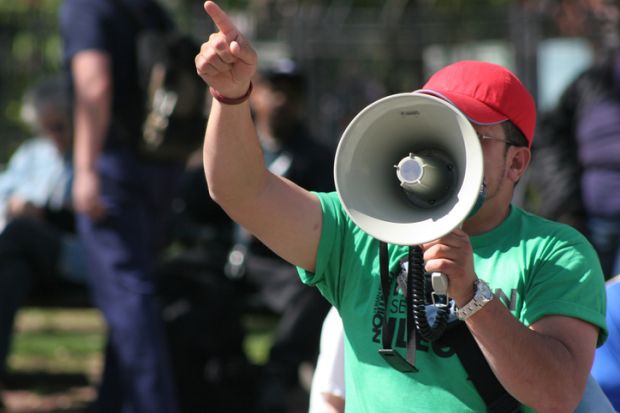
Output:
[{"xmin": 195, "ymin": 1, "xmax": 257, "ymax": 99}]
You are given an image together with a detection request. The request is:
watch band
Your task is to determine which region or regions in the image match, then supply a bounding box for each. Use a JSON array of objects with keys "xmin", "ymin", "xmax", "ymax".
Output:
[{"xmin": 456, "ymin": 279, "xmax": 493, "ymax": 320}]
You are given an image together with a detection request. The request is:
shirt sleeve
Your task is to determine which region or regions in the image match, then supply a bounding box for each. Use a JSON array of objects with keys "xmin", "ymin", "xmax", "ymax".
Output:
[
  {"xmin": 60, "ymin": 0, "xmax": 110, "ymax": 60},
  {"xmin": 297, "ymin": 192, "xmax": 346, "ymax": 307},
  {"xmin": 522, "ymin": 225, "xmax": 608, "ymax": 346},
  {"xmin": 11, "ymin": 139, "xmax": 65, "ymax": 207}
]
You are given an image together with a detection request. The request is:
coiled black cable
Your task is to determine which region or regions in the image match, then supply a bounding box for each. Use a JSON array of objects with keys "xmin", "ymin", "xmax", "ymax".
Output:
[{"xmin": 409, "ymin": 246, "xmax": 449, "ymax": 342}]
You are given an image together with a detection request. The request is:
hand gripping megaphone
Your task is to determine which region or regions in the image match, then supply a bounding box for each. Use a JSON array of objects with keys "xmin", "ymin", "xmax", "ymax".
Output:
[{"xmin": 334, "ymin": 92, "xmax": 484, "ymax": 356}]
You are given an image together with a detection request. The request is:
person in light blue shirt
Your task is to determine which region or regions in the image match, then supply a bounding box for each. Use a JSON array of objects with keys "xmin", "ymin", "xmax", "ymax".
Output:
[
  {"xmin": 0, "ymin": 138, "xmax": 71, "ymax": 230},
  {"xmin": 0, "ymin": 77, "xmax": 88, "ymax": 407}
]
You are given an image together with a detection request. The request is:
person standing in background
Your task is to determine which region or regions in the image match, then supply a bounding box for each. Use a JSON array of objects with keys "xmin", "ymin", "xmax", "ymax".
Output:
[
  {"xmin": 59, "ymin": 1, "xmax": 181, "ymax": 412},
  {"xmin": 530, "ymin": 48, "xmax": 620, "ymax": 280},
  {"xmin": 230, "ymin": 61, "xmax": 334, "ymax": 412},
  {"xmin": 307, "ymin": 306, "xmax": 345, "ymax": 413}
]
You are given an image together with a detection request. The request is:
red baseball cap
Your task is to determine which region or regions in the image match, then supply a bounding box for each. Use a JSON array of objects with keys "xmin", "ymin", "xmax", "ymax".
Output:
[{"xmin": 416, "ymin": 60, "xmax": 536, "ymax": 147}]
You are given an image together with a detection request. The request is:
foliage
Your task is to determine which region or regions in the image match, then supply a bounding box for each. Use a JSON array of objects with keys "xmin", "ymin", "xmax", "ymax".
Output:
[{"xmin": 0, "ymin": 0, "xmax": 65, "ymax": 163}]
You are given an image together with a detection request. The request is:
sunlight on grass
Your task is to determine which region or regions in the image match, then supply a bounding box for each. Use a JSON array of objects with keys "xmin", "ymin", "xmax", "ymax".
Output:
[
  {"xmin": 243, "ymin": 313, "xmax": 276, "ymax": 365},
  {"xmin": 14, "ymin": 308, "xmax": 106, "ymax": 333},
  {"xmin": 8, "ymin": 308, "xmax": 105, "ymax": 376},
  {"xmin": 9, "ymin": 308, "xmax": 276, "ymax": 374},
  {"xmin": 5, "ymin": 306, "xmax": 281, "ymax": 412}
]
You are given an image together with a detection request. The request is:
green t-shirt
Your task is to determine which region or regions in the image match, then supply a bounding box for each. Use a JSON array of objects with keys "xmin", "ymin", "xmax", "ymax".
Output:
[{"xmin": 298, "ymin": 191, "xmax": 607, "ymax": 412}]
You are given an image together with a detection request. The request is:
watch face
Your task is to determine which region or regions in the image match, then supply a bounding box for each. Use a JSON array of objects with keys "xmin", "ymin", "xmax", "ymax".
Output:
[
  {"xmin": 476, "ymin": 280, "xmax": 493, "ymax": 300},
  {"xmin": 457, "ymin": 280, "xmax": 494, "ymax": 320}
]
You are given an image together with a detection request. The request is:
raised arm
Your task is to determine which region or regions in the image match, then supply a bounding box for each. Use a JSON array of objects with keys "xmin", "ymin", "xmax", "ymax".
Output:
[{"xmin": 195, "ymin": 1, "xmax": 323, "ymax": 271}]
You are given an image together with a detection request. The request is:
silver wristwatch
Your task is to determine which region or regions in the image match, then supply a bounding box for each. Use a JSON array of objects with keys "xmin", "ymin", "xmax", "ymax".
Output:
[{"xmin": 456, "ymin": 279, "xmax": 494, "ymax": 320}]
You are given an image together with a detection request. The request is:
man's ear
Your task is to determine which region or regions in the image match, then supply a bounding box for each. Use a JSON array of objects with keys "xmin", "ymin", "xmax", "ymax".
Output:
[{"xmin": 507, "ymin": 147, "xmax": 531, "ymax": 183}]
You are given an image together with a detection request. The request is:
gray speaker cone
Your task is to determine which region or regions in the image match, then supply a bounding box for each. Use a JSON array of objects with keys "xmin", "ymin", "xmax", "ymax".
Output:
[
  {"xmin": 395, "ymin": 149, "xmax": 457, "ymax": 209},
  {"xmin": 334, "ymin": 92, "xmax": 483, "ymax": 246}
]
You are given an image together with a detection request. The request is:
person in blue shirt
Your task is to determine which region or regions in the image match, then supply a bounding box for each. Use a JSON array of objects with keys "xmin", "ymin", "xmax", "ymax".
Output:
[
  {"xmin": 592, "ymin": 276, "xmax": 620, "ymax": 410},
  {"xmin": 0, "ymin": 76, "xmax": 88, "ymax": 408},
  {"xmin": 0, "ymin": 78, "xmax": 73, "ymax": 229},
  {"xmin": 59, "ymin": 1, "xmax": 181, "ymax": 412},
  {"xmin": 530, "ymin": 49, "xmax": 620, "ymax": 280}
]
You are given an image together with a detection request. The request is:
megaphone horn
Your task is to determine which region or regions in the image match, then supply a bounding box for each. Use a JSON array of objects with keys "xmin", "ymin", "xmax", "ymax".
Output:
[{"xmin": 334, "ymin": 92, "xmax": 484, "ymax": 247}]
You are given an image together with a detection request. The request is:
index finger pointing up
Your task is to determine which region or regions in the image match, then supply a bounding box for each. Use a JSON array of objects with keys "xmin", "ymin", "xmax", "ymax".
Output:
[{"xmin": 204, "ymin": 1, "xmax": 238, "ymax": 40}]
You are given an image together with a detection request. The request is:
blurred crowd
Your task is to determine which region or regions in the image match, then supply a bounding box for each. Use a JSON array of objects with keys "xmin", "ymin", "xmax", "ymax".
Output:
[
  {"xmin": 0, "ymin": 1, "xmax": 334, "ymax": 411},
  {"xmin": 525, "ymin": 46, "xmax": 620, "ymax": 411},
  {"xmin": 1, "ymin": 0, "xmax": 620, "ymax": 412}
]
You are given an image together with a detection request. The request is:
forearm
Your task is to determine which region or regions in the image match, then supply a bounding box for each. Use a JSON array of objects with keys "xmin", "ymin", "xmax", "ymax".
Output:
[
  {"xmin": 424, "ymin": 232, "xmax": 597, "ymax": 411},
  {"xmin": 466, "ymin": 300, "xmax": 595, "ymax": 412},
  {"xmin": 197, "ymin": 1, "xmax": 323, "ymax": 271},
  {"xmin": 203, "ymin": 98, "xmax": 268, "ymax": 209},
  {"xmin": 72, "ymin": 51, "xmax": 112, "ymax": 171},
  {"xmin": 73, "ymin": 98, "xmax": 109, "ymax": 171}
]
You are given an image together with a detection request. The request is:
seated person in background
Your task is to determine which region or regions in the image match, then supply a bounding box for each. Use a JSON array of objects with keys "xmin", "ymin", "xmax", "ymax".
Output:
[
  {"xmin": 226, "ymin": 61, "xmax": 334, "ymax": 412},
  {"xmin": 0, "ymin": 76, "xmax": 87, "ymax": 405}
]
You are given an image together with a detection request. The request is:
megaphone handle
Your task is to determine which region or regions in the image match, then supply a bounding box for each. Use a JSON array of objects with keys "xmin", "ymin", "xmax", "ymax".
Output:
[
  {"xmin": 429, "ymin": 222, "xmax": 465, "ymax": 297},
  {"xmin": 431, "ymin": 272, "xmax": 449, "ymax": 296}
]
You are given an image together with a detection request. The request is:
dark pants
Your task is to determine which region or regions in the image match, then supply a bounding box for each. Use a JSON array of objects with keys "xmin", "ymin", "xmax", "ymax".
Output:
[
  {"xmin": 78, "ymin": 153, "xmax": 181, "ymax": 413},
  {"xmin": 0, "ymin": 218, "xmax": 63, "ymax": 380},
  {"xmin": 245, "ymin": 254, "xmax": 331, "ymax": 411},
  {"xmin": 586, "ymin": 216, "xmax": 620, "ymax": 280}
]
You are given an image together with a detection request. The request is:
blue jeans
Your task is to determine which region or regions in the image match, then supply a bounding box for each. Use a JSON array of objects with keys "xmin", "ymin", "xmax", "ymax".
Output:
[
  {"xmin": 586, "ymin": 216, "xmax": 620, "ymax": 280},
  {"xmin": 79, "ymin": 151, "xmax": 181, "ymax": 413}
]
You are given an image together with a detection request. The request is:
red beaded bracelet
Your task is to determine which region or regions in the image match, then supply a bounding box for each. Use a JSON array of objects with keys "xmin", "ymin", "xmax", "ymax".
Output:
[{"xmin": 209, "ymin": 82, "xmax": 253, "ymax": 105}]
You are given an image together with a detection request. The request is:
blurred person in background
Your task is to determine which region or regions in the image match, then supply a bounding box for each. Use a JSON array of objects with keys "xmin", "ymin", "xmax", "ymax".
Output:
[
  {"xmin": 0, "ymin": 76, "xmax": 87, "ymax": 408},
  {"xmin": 307, "ymin": 306, "xmax": 345, "ymax": 413},
  {"xmin": 59, "ymin": 0, "xmax": 182, "ymax": 412},
  {"xmin": 531, "ymin": 48, "xmax": 620, "ymax": 280},
  {"xmin": 226, "ymin": 60, "xmax": 334, "ymax": 413}
]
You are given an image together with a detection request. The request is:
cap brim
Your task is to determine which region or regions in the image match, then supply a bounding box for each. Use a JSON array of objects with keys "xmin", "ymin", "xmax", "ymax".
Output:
[{"xmin": 416, "ymin": 89, "xmax": 508, "ymax": 126}]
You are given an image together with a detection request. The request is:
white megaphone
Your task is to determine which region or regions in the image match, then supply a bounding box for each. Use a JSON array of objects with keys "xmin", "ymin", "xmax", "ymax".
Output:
[
  {"xmin": 334, "ymin": 91, "xmax": 483, "ymax": 246},
  {"xmin": 334, "ymin": 92, "xmax": 484, "ymax": 304}
]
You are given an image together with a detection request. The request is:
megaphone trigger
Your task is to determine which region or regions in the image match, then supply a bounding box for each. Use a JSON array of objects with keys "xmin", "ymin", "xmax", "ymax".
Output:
[{"xmin": 431, "ymin": 272, "xmax": 449, "ymax": 308}]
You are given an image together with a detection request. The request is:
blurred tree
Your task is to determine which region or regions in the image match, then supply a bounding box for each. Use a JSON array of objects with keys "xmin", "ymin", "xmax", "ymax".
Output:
[
  {"xmin": 0, "ymin": 0, "xmax": 63, "ymax": 164},
  {"xmin": 2, "ymin": 0, "xmax": 617, "ymax": 162}
]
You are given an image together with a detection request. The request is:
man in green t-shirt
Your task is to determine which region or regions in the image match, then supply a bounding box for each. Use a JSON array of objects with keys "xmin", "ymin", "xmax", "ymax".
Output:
[{"xmin": 195, "ymin": 2, "xmax": 607, "ymax": 411}]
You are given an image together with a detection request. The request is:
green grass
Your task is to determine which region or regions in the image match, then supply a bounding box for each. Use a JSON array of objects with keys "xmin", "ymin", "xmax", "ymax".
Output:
[
  {"xmin": 8, "ymin": 308, "xmax": 105, "ymax": 376},
  {"xmin": 3, "ymin": 307, "xmax": 278, "ymax": 412},
  {"xmin": 11, "ymin": 331, "xmax": 103, "ymax": 372},
  {"xmin": 243, "ymin": 313, "xmax": 277, "ymax": 365},
  {"xmin": 8, "ymin": 307, "xmax": 276, "ymax": 377}
]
